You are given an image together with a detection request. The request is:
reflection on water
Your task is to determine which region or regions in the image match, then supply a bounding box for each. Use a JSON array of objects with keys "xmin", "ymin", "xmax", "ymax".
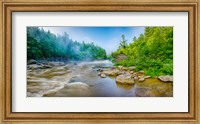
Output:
[{"xmin": 27, "ymin": 60, "xmax": 173, "ymax": 97}]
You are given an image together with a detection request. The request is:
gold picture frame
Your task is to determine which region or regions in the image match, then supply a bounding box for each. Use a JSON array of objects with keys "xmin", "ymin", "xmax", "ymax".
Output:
[{"xmin": 0, "ymin": 0, "xmax": 199, "ymax": 123}]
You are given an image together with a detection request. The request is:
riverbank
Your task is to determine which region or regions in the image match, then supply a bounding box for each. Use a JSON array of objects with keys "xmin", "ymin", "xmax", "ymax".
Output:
[{"xmin": 27, "ymin": 60, "xmax": 173, "ymax": 97}]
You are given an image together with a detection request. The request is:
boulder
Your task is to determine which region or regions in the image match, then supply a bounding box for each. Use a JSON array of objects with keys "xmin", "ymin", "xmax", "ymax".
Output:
[
  {"xmin": 27, "ymin": 64, "xmax": 41, "ymax": 69},
  {"xmin": 138, "ymin": 77, "xmax": 145, "ymax": 82},
  {"xmin": 27, "ymin": 59, "xmax": 37, "ymax": 65},
  {"xmin": 100, "ymin": 73, "xmax": 106, "ymax": 78},
  {"xmin": 134, "ymin": 76, "xmax": 138, "ymax": 81},
  {"xmin": 145, "ymin": 76, "xmax": 151, "ymax": 79},
  {"xmin": 118, "ymin": 66, "xmax": 123, "ymax": 70},
  {"xmin": 39, "ymin": 64, "xmax": 53, "ymax": 69},
  {"xmin": 122, "ymin": 67, "xmax": 128, "ymax": 71},
  {"xmin": 102, "ymin": 69, "xmax": 121, "ymax": 76},
  {"xmin": 116, "ymin": 74, "xmax": 135, "ymax": 84},
  {"xmin": 158, "ymin": 75, "xmax": 173, "ymax": 82},
  {"xmin": 137, "ymin": 71, "xmax": 144, "ymax": 76}
]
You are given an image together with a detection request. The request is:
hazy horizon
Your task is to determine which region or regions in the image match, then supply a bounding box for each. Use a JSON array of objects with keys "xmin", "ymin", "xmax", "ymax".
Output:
[{"xmin": 40, "ymin": 26, "xmax": 145, "ymax": 54}]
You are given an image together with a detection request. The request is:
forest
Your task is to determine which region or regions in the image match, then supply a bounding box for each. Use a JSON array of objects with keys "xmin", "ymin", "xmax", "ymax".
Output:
[
  {"xmin": 27, "ymin": 27, "xmax": 173, "ymax": 77},
  {"xmin": 27, "ymin": 27, "xmax": 107, "ymax": 61},
  {"xmin": 111, "ymin": 27, "xmax": 173, "ymax": 77},
  {"xmin": 27, "ymin": 26, "xmax": 173, "ymax": 97}
]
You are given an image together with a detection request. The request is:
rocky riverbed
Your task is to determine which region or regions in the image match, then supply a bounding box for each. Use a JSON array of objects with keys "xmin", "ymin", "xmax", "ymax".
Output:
[{"xmin": 27, "ymin": 60, "xmax": 173, "ymax": 97}]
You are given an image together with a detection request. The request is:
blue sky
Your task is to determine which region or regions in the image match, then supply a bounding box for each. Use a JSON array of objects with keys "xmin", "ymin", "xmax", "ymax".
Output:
[{"xmin": 41, "ymin": 27, "xmax": 145, "ymax": 54}]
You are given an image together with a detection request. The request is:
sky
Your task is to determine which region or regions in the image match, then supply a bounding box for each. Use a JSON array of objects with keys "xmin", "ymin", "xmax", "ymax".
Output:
[{"xmin": 41, "ymin": 27, "xmax": 145, "ymax": 54}]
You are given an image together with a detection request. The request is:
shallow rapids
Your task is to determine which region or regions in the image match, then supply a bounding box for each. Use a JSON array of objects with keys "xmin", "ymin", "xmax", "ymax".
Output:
[{"xmin": 27, "ymin": 60, "xmax": 173, "ymax": 97}]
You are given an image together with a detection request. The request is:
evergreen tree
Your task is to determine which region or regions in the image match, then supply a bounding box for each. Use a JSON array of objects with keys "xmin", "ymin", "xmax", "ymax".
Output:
[
  {"xmin": 119, "ymin": 34, "xmax": 128, "ymax": 49},
  {"xmin": 27, "ymin": 27, "xmax": 107, "ymax": 61}
]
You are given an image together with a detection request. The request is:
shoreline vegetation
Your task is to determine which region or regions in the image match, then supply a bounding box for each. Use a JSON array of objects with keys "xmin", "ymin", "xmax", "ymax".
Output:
[
  {"xmin": 27, "ymin": 27, "xmax": 173, "ymax": 97},
  {"xmin": 110, "ymin": 27, "xmax": 173, "ymax": 77}
]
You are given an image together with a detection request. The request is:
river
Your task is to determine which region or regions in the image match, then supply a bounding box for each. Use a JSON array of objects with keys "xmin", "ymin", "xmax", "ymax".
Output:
[{"xmin": 27, "ymin": 60, "xmax": 173, "ymax": 97}]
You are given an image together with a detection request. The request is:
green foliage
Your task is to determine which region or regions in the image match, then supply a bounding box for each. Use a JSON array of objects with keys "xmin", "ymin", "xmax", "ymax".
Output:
[
  {"xmin": 111, "ymin": 27, "xmax": 173, "ymax": 77},
  {"xmin": 119, "ymin": 34, "xmax": 128, "ymax": 49},
  {"xmin": 27, "ymin": 27, "xmax": 107, "ymax": 61},
  {"xmin": 107, "ymin": 55, "xmax": 116, "ymax": 62}
]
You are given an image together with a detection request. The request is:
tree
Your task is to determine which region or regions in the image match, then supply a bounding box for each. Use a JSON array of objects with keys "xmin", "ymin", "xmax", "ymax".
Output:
[
  {"xmin": 111, "ymin": 27, "xmax": 173, "ymax": 77},
  {"xmin": 119, "ymin": 34, "xmax": 128, "ymax": 49},
  {"xmin": 27, "ymin": 27, "xmax": 107, "ymax": 61}
]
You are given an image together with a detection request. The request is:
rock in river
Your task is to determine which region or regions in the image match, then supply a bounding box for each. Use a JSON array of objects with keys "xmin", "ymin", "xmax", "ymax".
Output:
[
  {"xmin": 27, "ymin": 64, "xmax": 41, "ymax": 69},
  {"xmin": 145, "ymin": 76, "xmax": 151, "ymax": 79},
  {"xmin": 27, "ymin": 59, "xmax": 37, "ymax": 65},
  {"xmin": 116, "ymin": 74, "xmax": 135, "ymax": 85},
  {"xmin": 43, "ymin": 82, "xmax": 92, "ymax": 97},
  {"xmin": 102, "ymin": 69, "xmax": 120, "ymax": 76},
  {"xmin": 138, "ymin": 76, "xmax": 145, "ymax": 82},
  {"xmin": 158, "ymin": 75, "xmax": 173, "ymax": 82},
  {"xmin": 100, "ymin": 73, "xmax": 106, "ymax": 78}
]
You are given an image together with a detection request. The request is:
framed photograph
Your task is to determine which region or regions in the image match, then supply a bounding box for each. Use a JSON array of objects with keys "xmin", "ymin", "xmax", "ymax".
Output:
[{"xmin": 0, "ymin": 0, "xmax": 199, "ymax": 123}]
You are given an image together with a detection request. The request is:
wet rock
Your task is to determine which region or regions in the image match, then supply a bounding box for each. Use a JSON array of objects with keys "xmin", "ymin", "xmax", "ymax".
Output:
[
  {"xmin": 102, "ymin": 69, "xmax": 121, "ymax": 76},
  {"xmin": 27, "ymin": 64, "xmax": 41, "ymax": 69},
  {"xmin": 100, "ymin": 73, "xmax": 106, "ymax": 78},
  {"xmin": 134, "ymin": 76, "xmax": 138, "ymax": 80},
  {"xmin": 27, "ymin": 59, "xmax": 37, "ymax": 65},
  {"xmin": 51, "ymin": 66, "xmax": 68, "ymax": 72},
  {"xmin": 43, "ymin": 65, "xmax": 52, "ymax": 68},
  {"xmin": 118, "ymin": 66, "xmax": 123, "ymax": 70},
  {"xmin": 138, "ymin": 77, "xmax": 145, "ymax": 82},
  {"xmin": 132, "ymin": 73, "xmax": 137, "ymax": 77},
  {"xmin": 137, "ymin": 71, "xmax": 144, "ymax": 76},
  {"xmin": 48, "ymin": 62, "xmax": 65, "ymax": 67},
  {"xmin": 122, "ymin": 67, "xmax": 128, "ymax": 71},
  {"xmin": 121, "ymin": 71, "xmax": 126, "ymax": 74},
  {"xmin": 116, "ymin": 74, "xmax": 135, "ymax": 85},
  {"xmin": 37, "ymin": 63, "xmax": 43, "ymax": 65},
  {"xmin": 97, "ymin": 68, "xmax": 103, "ymax": 72},
  {"xmin": 145, "ymin": 76, "xmax": 151, "ymax": 79},
  {"xmin": 158, "ymin": 75, "xmax": 173, "ymax": 82},
  {"xmin": 28, "ymin": 63, "xmax": 54, "ymax": 70},
  {"xmin": 46, "ymin": 82, "xmax": 92, "ymax": 97}
]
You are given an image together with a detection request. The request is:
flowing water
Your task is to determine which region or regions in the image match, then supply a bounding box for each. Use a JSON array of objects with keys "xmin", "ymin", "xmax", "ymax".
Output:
[{"xmin": 27, "ymin": 60, "xmax": 173, "ymax": 97}]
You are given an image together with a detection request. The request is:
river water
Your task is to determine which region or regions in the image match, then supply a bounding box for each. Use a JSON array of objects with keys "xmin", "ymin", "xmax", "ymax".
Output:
[{"xmin": 27, "ymin": 60, "xmax": 173, "ymax": 97}]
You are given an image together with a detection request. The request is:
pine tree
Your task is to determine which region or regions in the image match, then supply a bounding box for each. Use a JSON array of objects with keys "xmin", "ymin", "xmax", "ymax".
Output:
[{"xmin": 119, "ymin": 34, "xmax": 127, "ymax": 49}]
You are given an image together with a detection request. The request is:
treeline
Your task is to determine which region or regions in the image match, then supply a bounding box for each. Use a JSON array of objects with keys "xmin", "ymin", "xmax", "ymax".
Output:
[
  {"xmin": 27, "ymin": 27, "xmax": 107, "ymax": 61},
  {"xmin": 111, "ymin": 27, "xmax": 173, "ymax": 77}
]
